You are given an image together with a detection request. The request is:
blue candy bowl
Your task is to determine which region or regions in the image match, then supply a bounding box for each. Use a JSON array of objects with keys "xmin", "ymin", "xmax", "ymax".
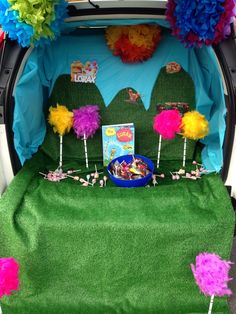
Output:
[{"xmin": 107, "ymin": 155, "xmax": 154, "ymax": 188}]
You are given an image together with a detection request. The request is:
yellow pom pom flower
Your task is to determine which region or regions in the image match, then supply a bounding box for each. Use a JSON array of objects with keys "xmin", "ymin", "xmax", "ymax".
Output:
[
  {"xmin": 48, "ymin": 104, "xmax": 73, "ymax": 136},
  {"xmin": 181, "ymin": 111, "xmax": 209, "ymax": 140}
]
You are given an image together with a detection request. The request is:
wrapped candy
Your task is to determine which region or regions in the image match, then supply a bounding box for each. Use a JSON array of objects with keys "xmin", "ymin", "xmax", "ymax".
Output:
[{"xmin": 110, "ymin": 157, "xmax": 150, "ymax": 180}]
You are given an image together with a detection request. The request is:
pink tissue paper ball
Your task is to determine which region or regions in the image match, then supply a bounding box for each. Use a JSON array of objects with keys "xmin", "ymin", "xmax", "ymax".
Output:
[
  {"xmin": 153, "ymin": 109, "xmax": 182, "ymax": 140},
  {"xmin": 191, "ymin": 252, "xmax": 232, "ymax": 297},
  {"xmin": 0, "ymin": 258, "xmax": 19, "ymax": 298}
]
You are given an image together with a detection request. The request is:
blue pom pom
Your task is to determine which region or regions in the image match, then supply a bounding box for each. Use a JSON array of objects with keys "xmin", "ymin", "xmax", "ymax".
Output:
[
  {"xmin": 174, "ymin": 0, "xmax": 225, "ymax": 42},
  {"xmin": 0, "ymin": 0, "xmax": 67, "ymax": 47},
  {"xmin": 0, "ymin": 0, "xmax": 34, "ymax": 47}
]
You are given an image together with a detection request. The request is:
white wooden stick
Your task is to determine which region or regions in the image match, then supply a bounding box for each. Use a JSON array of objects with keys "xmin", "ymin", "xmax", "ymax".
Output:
[
  {"xmin": 0, "ymin": 303, "xmax": 2, "ymax": 314},
  {"xmin": 157, "ymin": 134, "xmax": 162, "ymax": 168},
  {"xmin": 208, "ymin": 295, "xmax": 214, "ymax": 314},
  {"xmin": 183, "ymin": 137, "xmax": 187, "ymax": 168},
  {"xmin": 84, "ymin": 133, "xmax": 89, "ymax": 169},
  {"xmin": 59, "ymin": 135, "xmax": 63, "ymax": 170}
]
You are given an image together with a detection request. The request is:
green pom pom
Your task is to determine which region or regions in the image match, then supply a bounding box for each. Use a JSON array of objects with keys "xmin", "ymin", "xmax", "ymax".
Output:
[{"xmin": 9, "ymin": 0, "xmax": 60, "ymax": 44}]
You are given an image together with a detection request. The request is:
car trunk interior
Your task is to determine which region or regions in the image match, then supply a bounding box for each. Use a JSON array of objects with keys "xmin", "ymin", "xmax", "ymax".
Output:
[{"xmin": 0, "ymin": 14, "xmax": 235, "ymax": 314}]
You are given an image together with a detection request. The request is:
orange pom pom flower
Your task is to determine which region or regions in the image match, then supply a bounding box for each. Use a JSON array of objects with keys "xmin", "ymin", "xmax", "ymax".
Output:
[{"xmin": 105, "ymin": 25, "xmax": 162, "ymax": 63}]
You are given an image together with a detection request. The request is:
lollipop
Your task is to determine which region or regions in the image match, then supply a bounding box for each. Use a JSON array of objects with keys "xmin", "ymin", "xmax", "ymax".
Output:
[
  {"xmin": 0, "ymin": 258, "xmax": 19, "ymax": 313},
  {"xmin": 191, "ymin": 253, "xmax": 232, "ymax": 314},
  {"xmin": 153, "ymin": 109, "xmax": 182, "ymax": 168},
  {"xmin": 73, "ymin": 105, "xmax": 101, "ymax": 168},
  {"xmin": 48, "ymin": 104, "xmax": 73, "ymax": 171},
  {"xmin": 181, "ymin": 111, "xmax": 209, "ymax": 168}
]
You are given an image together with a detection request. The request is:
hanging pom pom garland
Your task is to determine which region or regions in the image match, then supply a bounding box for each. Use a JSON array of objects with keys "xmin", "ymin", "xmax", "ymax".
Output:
[
  {"xmin": 73, "ymin": 105, "xmax": 101, "ymax": 169},
  {"xmin": 0, "ymin": 258, "xmax": 20, "ymax": 313},
  {"xmin": 191, "ymin": 253, "xmax": 232, "ymax": 314},
  {"xmin": 48, "ymin": 104, "xmax": 73, "ymax": 171},
  {"xmin": 166, "ymin": 0, "xmax": 236, "ymax": 47},
  {"xmin": 105, "ymin": 25, "xmax": 162, "ymax": 63},
  {"xmin": 0, "ymin": 0, "xmax": 67, "ymax": 47},
  {"xmin": 153, "ymin": 109, "xmax": 182, "ymax": 168},
  {"xmin": 180, "ymin": 111, "xmax": 209, "ymax": 168}
]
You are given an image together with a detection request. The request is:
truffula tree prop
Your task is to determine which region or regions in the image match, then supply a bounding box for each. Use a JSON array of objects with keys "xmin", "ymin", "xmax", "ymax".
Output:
[
  {"xmin": 191, "ymin": 252, "xmax": 232, "ymax": 314},
  {"xmin": 153, "ymin": 109, "xmax": 182, "ymax": 168},
  {"xmin": 181, "ymin": 111, "xmax": 209, "ymax": 168},
  {"xmin": 48, "ymin": 104, "xmax": 73, "ymax": 172},
  {"xmin": 73, "ymin": 105, "xmax": 101, "ymax": 169},
  {"xmin": 0, "ymin": 258, "xmax": 19, "ymax": 314}
]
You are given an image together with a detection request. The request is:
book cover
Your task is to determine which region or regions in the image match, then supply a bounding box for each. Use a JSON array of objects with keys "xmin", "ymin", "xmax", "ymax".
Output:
[{"xmin": 102, "ymin": 123, "xmax": 135, "ymax": 166}]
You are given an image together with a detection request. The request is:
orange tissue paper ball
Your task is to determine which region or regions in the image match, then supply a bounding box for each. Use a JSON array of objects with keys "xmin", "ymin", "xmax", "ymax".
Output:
[{"xmin": 105, "ymin": 25, "xmax": 162, "ymax": 63}]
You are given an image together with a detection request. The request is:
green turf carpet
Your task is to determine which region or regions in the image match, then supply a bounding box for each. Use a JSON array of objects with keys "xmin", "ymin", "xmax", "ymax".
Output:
[{"xmin": 0, "ymin": 152, "xmax": 234, "ymax": 313}]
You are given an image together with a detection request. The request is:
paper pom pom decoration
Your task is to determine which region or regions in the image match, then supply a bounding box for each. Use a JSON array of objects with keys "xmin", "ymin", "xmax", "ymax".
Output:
[
  {"xmin": 166, "ymin": 0, "xmax": 236, "ymax": 47},
  {"xmin": 105, "ymin": 25, "xmax": 162, "ymax": 63},
  {"xmin": 0, "ymin": 258, "xmax": 19, "ymax": 299},
  {"xmin": 48, "ymin": 104, "xmax": 73, "ymax": 171},
  {"xmin": 48, "ymin": 105, "xmax": 73, "ymax": 136},
  {"xmin": 0, "ymin": 0, "xmax": 67, "ymax": 47},
  {"xmin": 73, "ymin": 105, "xmax": 101, "ymax": 168},
  {"xmin": 191, "ymin": 252, "xmax": 232, "ymax": 313},
  {"xmin": 181, "ymin": 111, "xmax": 209, "ymax": 140},
  {"xmin": 153, "ymin": 109, "xmax": 182, "ymax": 140},
  {"xmin": 153, "ymin": 109, "xmax": 182, "ymax": 168}
]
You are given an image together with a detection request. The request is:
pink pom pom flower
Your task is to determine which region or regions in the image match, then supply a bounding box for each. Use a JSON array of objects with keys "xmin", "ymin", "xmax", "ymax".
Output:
[
  {"xmin": 191, "ymin": 252, "xmax": 232, "ymax": 297},
  {"xmin": 0, "ymin": 258, "xmax": 19, "ymax": 298},
  {"xmin": 153, "ymin": 109, "xmax": 182, "ymax": 140},
  {"xmin": 73, "ymin": 105, "xmax": 101, "ymax": 139}
]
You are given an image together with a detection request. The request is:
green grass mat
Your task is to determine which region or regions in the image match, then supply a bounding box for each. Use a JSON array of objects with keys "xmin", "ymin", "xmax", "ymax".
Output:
[{"xmin": 0, "ymin": 152, "xmax": 234, "ymax": 314}]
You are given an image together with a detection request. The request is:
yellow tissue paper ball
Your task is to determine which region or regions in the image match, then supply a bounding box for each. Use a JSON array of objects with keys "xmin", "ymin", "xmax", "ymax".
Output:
[
  {"xmin": 48, "ymin": 104, "xmax": 73, "ymax": 136},
  {"xmin": 181, "ymin": 111, "xmax": 209, "ymax": 140}
]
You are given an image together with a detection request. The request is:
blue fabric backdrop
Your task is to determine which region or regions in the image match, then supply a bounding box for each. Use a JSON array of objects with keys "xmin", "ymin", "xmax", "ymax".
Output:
[{"xmin": 13, "ymin": 19, "xmax": 226, "ymax": 171}]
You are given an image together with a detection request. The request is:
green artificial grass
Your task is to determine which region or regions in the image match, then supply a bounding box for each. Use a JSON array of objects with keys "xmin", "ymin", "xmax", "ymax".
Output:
[
  {"xmin": 0, "ymin": 66, "xmax": 234, "ymax": 313},
  {"xmin": 0, "ymin": 152, "xmax": 234, "ymax": 313}
]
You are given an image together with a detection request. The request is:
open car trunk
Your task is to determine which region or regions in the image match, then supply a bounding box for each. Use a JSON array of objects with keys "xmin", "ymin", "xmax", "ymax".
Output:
[{"xmin": 0, "ymin": 1, "xmax": 236, "ymax": 313}]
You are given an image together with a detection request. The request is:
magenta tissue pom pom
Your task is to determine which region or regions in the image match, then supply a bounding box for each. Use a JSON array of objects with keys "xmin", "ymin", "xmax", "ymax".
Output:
[
  {"xmin": 73, "ymin": 105, "xmax": 101, "ymax": 139},
  {"xmin": 153, "ymin": 109, "xmax": 182, "ymax": 140},
  {"xmin": 191, "ymin": 252, "xmax": 232, "ymax": 297},
  {"xmin": 0, "ymin": 258, "xmax": 19, "ymax": 298}
]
